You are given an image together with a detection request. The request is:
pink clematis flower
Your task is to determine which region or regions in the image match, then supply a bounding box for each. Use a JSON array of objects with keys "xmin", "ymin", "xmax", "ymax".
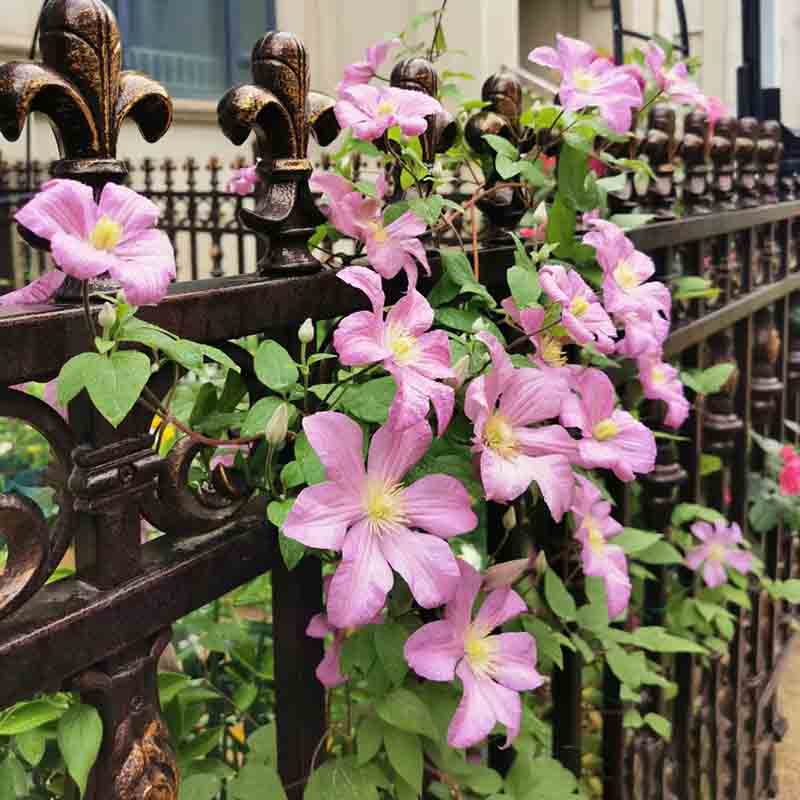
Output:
[
  {"xmin": 704, "ymin": 96, "xmax": 729, "ymax": 129},
  {"xmin": 529, "ymin": 35, "xmax": 642, "ymax": 133},
  {"xmin": 311, "ymin": 171, "xmax": 431, "ymax": 284},
  {"xmin": 333, "ymin": 267, "xmax": 454, "ymax": 434},
  {"xmin": 404, "ymin": 559, "xmax": 544, "ymax": 749},
  {"xmin": 306, "ymin": 577, "xmax": 383, "ymax": 688},
  {"xmin": 561, "ymin": 368, "xmax": 656, "ymax": 482},
  {"xmin": 226, "ymin": 165, "xmax": 259, "ymax": 196},
  {"xmin": 645, "ymin": 43, "xmax": 706, "ymax": 107},
  {"xmin": 539, "ymin": 263, "xmax": 616, "ymax": 353},
  {"xmin": 335, "ymin": 84, "xmax": 444, "ymax": 142},
  {"xmin": 571, "ymin": 476, "xmax": 630, "ymax": 618},
  {"xmin": 465, "ymin": 332, "xmax": 577, "ymax": 517},
  {"xmin": 685, "ymin": 519, "xmax": 753, "ymax": 588},
  {"xmin": 637, "ymin": 353, "xmax": 690, "ymax": 429},
  {"xmin": 338, "ymin": 38, "xmax": 401, "ymax": 93},
  {"xmin": 283, "ymin": 413, "xmax": 477, "ymax": 628},
  {"xmin": 0, "ymin": 270, "xmax": 66, "ymax": 306},
  {"xmin": 779, "ymin": 446, "xmax": 800, "ymax": 496},
  {"xmin": 16, "ymin": 179, "xmax": 175, "ymax": 306},
  {"xmin": 583, "ymin": 219, "xmax": 671, "ymax": 322},
  {"xmin": 614, "ymin": 305, "xmax": 670, "ymax": 359}
]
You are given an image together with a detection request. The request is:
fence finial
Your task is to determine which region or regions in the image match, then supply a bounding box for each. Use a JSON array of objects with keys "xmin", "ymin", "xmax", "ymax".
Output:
[
  {"xmin": 218, "ymin": 31, "xmax": 339, "ymax": 277},
  {"xmin": 464, "ymin": 71, "xmax": 531, "ymax": 239}
]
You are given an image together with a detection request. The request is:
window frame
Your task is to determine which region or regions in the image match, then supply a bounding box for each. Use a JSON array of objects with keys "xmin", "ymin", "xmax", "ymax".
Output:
[{"xmin": 112, "ymin": 0, "xmax": 276, "ymax": 99}]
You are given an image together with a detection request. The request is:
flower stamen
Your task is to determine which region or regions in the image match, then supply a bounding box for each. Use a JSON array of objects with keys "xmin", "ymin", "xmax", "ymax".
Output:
[
  {"xmin": 484, "ymin": 413, "xmax": 518, "ymax": 458},
  {"xmin": 593, "ymin": 418, "xmax": 619, "ymax": 442},
  {"xmin": 90, "ymin": 215, "xmax": 123, "ymax": 252}
]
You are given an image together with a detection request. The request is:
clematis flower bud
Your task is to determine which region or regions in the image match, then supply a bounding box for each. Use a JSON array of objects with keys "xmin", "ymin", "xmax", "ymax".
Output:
[
  {"xmin": 298, "ymin": 318, "xmax": 314, "ymax": 345},
  {"xmin": 534, "ymin": 551, "xmax": 548, "ymax": 576},
  {"xmin": 448, "ymin": 355, "xmax": 470, "ymax": 389},
  {"xmin": 265, "ymin": 403, "xmax": 290, "ymax": 447},
  {"xmin": 502, "ymin": 505, "xmax": 517, "ymax": 531},
  {"xmin": 483, "ymin": 556, "xmax": 534, "ymax": 591},
  {"xmin": 97, "ymin": 302, "xmax": 116, "ymax": 330}
]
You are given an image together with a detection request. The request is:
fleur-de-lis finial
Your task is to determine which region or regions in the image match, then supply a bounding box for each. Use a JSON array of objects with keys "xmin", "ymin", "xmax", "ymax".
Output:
[
  {"xmin": 0, "ymin": 0, "xmax": 172, "ymax": 184},
  {"xmin": 0, "ymin": 0, "xmax": 173, "ymax": 299},
  {"xmin": 218, "ymin": 32, "xmax": 339, "ymax": 276}
]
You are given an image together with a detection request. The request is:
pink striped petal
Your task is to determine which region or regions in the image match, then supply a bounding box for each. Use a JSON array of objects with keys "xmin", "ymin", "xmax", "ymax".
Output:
[
  {"xmin": 303, "ymin": 411, "xmax": 367, "ymax": 492},
  {"xmin": 306, "ymin": 613, "xmax": 335, "ymax": 638},
  {"xmin": 51, "ymin": 231, "xmax": 114, "ymax": 280},
  {"xmin": 379, "ymin": 524, "xmax": 460, "ymax": 609},
  {"xmin": 338, "ymin": 266, "xmax": 385, "ymax": 314},
  {"xmin": 327, "ymin": 519, "xmax": 393, "ymax": 628},
  {"xmin": 516, "ymin": 425, "xmax": 580, "ymax": 460},
  {"xmin": 403, "ymin": 475, "xmax": 477, "ymax": 538},
  {"xmin": 474, "ymin": 588, "xmax": 527, "ymax": 633},
  {"xmin": 489, "ymin": 632, "xmax": 545, "ymax": 691},
  {"xmin": 0, "ymin": 271, "xmax": 65, "ymax": 306},
  {"xmin": 15, "ymin": 179, "xmax": 96, "ymax": 241},
  {"xmin": 98, "ymin": 183, "xmax": 161, "ymax": 239},
  {"xmin": 367, "ymin": 418, "xmax": 431, "ymax": 483},
  {"xmin": 446, "ymin": 559, "xmax": 483, "ymax": 636},
  {"xmin": 109, "ymin": 229, "xmax": 176, "ymax": 305},
  {"xmin": 702, "ymin": 559, "xmax": 727, "ymax": 588},
  {"xmin": 404, "ymin": 619, "xmax": 463, "ymax": 681},
  {"xmin": 385, "ymin": 289, "xmax": 433, "ymax": 336},
  {"xmin": 524, "ymin": 454, "xmax": 575, "ymax": 521},
  {"xmin": 316, "ymin": 635, "xmax": 347, "ymax": 688},
  {"xmin": 334, "ymin": 310, "xmax": 391, "ymax": 366},
  {"xmin": 282, "ymin": 480, "xmax": 362, "ymax": 550}
]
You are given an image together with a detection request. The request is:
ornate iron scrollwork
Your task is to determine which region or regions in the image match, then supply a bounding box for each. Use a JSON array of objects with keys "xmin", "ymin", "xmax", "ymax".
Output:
[{"xmin": 218, "ymin": 32, "xmax": 339, "ymax": 276}]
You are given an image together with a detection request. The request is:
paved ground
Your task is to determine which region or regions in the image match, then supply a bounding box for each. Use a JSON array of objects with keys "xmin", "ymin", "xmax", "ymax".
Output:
[{"xmin": 777, "ymin": 639, "xmax": 800, "ymax": 796}]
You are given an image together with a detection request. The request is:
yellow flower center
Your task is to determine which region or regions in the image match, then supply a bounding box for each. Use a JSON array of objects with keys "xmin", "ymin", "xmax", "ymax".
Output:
[
  {"xmin": 363, "ymin": 480, "xmax": 407, "ymax": 533},
  {"xmin": 541, "ymin": 335, "xmax": 567, "ymax": 368},
  {"xmin": 386, "ymin": 326, "xmax": 418, "ymax": 366},
  {"xmin": 593, "ymin": 418, "xmax": 619, "ymax": 442},
  {"xmin": 369, "ymin": 221, "xmax": 389, "ymax": 244},
  {"xmin": 484, "ymin": 413, "xmax": 517, "ymax": 458},
  {"xmin": 651, "ymin": 366, "xmax": 667, "ymax": 385},
  {"xmin": 572, "ymin": 69, "xmax": 596, "ymax": 92},
  {"xmin": 708, "ymin": 543, "xmax": 727, "ymax": 563},
  {"xmin": 570, "ymin": 296, "xmax": 590, "ymax": 318},
  {"xmin": 585, "ymin": 516, "xmax": 606, "ymax": 554},
  {"xmin": 377, "ymin": 100, "xmax": 396, "ymax": 116},
  {"xmin": 89, "ymin": 215, "xmax": 123, "ymax": 252},
  {"xmin": 613, "ymin": 261, "xmax": 640, "ymax": 292},
  {"xmin": 464, "ymin": 628, "xmax": 496, "ymax": 674}
]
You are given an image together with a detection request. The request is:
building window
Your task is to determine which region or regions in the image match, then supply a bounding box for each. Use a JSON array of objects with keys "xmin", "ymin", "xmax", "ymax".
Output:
[{"xmin": 108, "ymin": 0, "xmax": 276, "ymax": 100}]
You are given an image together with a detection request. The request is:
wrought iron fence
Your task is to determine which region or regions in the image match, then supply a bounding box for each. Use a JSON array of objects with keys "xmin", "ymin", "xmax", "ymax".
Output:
[{"xmin": 0, "ymin": 1, "xmax": 799, "ymax": 799}]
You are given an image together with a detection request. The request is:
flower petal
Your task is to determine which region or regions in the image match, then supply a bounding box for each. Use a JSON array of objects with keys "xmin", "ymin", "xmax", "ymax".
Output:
[
  {"xmin": 51, "ymin": 231, "xmax": 115, "ymax": 280},
  {"xmin": 306, "ymin": 613, "xmax": 335, "ymax": 638},
  {"xmin": 15, "ymin": 179, "xmax": 96, "ymax": 241},
  {"xmin": 404, "ymin": 620, "xmax": 463, "ymax": 681},
  {"xmin": 317, "ymin": 636, "xmax": 347, "ymax": 688},
  {"xmin": 474, "ymin": 588, "xmax": 527, "ymax": 633},
  {"xmin": 403, "ymin": 475, "xmax": 477, "ymax": 538},
  {"xmin": 446, "ymin": 559, "xmax": 482, "ymax": 636},
  {"xmin": 334, "ymin": 310, "xmax": 391, "ymax": 366},
  {"xmin": 516, "ymin": 425, "xmax": 580, "ymax": 460},
  {"xmin": 385, "ymin": 288, "xmax": 433, "ymax": 336},
  {"xmin": 488, "ymin": 632, "xmax": 545, "ymax": 691},
  {"xmin": 367, "ymin": 418, "xmax": 432, "ymax": 483},
  {"xmin": 303, "ymin": 411, "xmax": 367, "ymax": 492},
  {"xmin": 702, "ymin": 559, "xmax": 727, "ymax": 588},
  {"xmin": 379, "ymin": 524, "xmax": 460, "ymax": 609},
  {"xmin": 98, "ymin": 183, "xmax": 161, "ymax": 239},
  {"xmin": 0, "ymin": 271, "xmax": 65, "ymax": 306},
  {"xmin": 499, "ymin": 368, "xmax": 566, "ymax": 426},
  {"xmin": 282, "ymin": 480, "xmax": 362, "ymax": 550},
  {"xmin": 338, "ymin": 265, "xmax": 385, "ymax": 314},
  {"xmin": 109, "ymin": 229, "xmax": 176, "ymax": 305},
  {"xmin": 327, "ymin": 519, "xmax": 393, "ymax": 628}
]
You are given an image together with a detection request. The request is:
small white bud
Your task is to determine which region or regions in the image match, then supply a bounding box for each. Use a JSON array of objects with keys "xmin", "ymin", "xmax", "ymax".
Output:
[
  {"xmin": 532, "ymin": 201, "xmax": 548, "ymax": 226},
  {"xmin": 97, "ymin": 302, "xmax": 116, "ymax": 330},
  {"xmin": 534, "ymin": 551, "xmax": 548, "ymax": 576},
  {"xmin": 502, "ymin": 505, "xmax": 517, "ymax": 532},
  {"xmin": 298, "ymin": 318, "xmax": 314, "ymax": 345},
  {"xmin": 265, "ymin": 403, "xmax": 290, "ymax": 447},
  {"xmin": 448, "ymin": 355, "xmax": 470, "ymax": 389}
]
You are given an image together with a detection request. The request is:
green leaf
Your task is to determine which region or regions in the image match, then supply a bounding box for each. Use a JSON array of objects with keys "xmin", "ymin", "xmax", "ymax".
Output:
[
  {"xmin": 427, "ymin": 273, "xmax": 461, "ymax": 308},
  {"xmin": 356, "ymin": 715, "xmax": 384, "ymax": 766},
  {"xmin": 544, "ymin": 569, "xmax": 577, "ymax": 621},
  {"xmin": 496, "ymin": 153, "xmax": 522, "ymax": 179},
  {"xmin": 767, "ymin": 579, "xmax": 800, "ymax": 602},
  {"xmin": 608, "ymin": 213, "xmax": 654, "ymax": 230},
  {"xmin": 304, "ymin": 757, "xmax": 380, "ymax": 800},
  {"xmin": 232, "ymin": 682, "xmax": 259, "ymax": 712},
  {"xmin": 700, "ymin": 453, "xmax": 723, "ymax": 476},
  {"xmin": 623, "ymin": 709, "xmax": 644, "ymax": 729},
  {"xmin": 672, "ymin": 503, "xmax": 726, "ymax": 527},
  {"xmin": 482, "ymin": 134, "xmax": 518, "ymax": 160},
  {"xmin": 440, "ymin": 249, "xmax": 495, "ymax": 305},
  {"xmin": 57, "ymin": 704, "xmax": 103, "ymax": 799},
  {"xmin": 295, "ymin": 432, "xmax": 326, "ymax": 484},
  {"xmin": 613, "ymin": 528, "xmax": 663, "ymax": 555},
  {"xmin": 409, "ymin": 196, "xmax": 444, "ymax": 226},
  {"xmin": 523, "ymin": 618, "xmax": 564, "ymax": 670},
  {"xmin": 644, "ymin": 712, "xmax": 672, "ymax": 740},
  {"xmin": 376, "ymin": 689, "xmax": 437, "ymax": 739},
  {"xmin": 229, "ymin": 763, "xmax": 287, "ymax": 800},
  {"xmin": 279, "ymin": 534, "xmax": 305, "ymax": 571},
  {"xmin": 383, "ymin": 726, "xmax": 422, "ymax": 793},
  {"xmin": 158, "ymin": 672, "xmax": 193, "ymax": 706},
  {"xmin": 189, "ymin": 383, "xmax": 218, "ymax": 427},
  {"xmin": 0, "ymin": 698, "xmax": 68, "ymax": 736},
  {"xmin": 558, "ymin": 143, "xmax": 595, "ymax": 211},
  {"xmin": 180, "ymin": 727, "xmax": 224, "ymax": 762},
  {"xmin": 57, "ymin": 353, "xmax": 100, "ymax": 406},
  {"xmin": 635, "ymin": 540, "xmax": 683, "ymax": 565},
  {"xmin": 180, "ymin": 773, "xmax": 224, "ymax": 800},
  {"xmin": 507, "ymin": 265, "xmax": 541, "ymax": 308},
  {"xmin": 629, "ymin": 627, "xmax": 707, "ymax": 654},
  {"xmin": 506, "ymin": 755, "xmax": 579, "ymax": 799},
  {"xmin": 247, "ymin": 723, "xmax": 277, "ymax": 766},
  {"xmin": 681, "ymin": 363, "xmax": 735, "ymax": 396},
  {"xmin": 15, "ymin": 728, "xmax": 46, "ymax": 767},
  {"xmin": 373, "ymin": 621, "xmax": 409, "ymax": 687},
  {"xmin": 340, "ymin": 629, "xmax": 377, "ymax": 677},
  {"xmin": 280, "ymin": 461, "xmax": 306, "ymax": 489},
  {"xmin": 198, "ymin": 344, "xmax": 240, "ymax": 372},
  {"xmin": 338, "ymin": 377, "xmax": 396, "ymax": 423},
  {"xmin": 255, "ymin": 340, "xmax": 299, "ymax": 392},
  {"xmin": 546, "ymin": 194, "xmax": 576, "ymax": 260}
]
